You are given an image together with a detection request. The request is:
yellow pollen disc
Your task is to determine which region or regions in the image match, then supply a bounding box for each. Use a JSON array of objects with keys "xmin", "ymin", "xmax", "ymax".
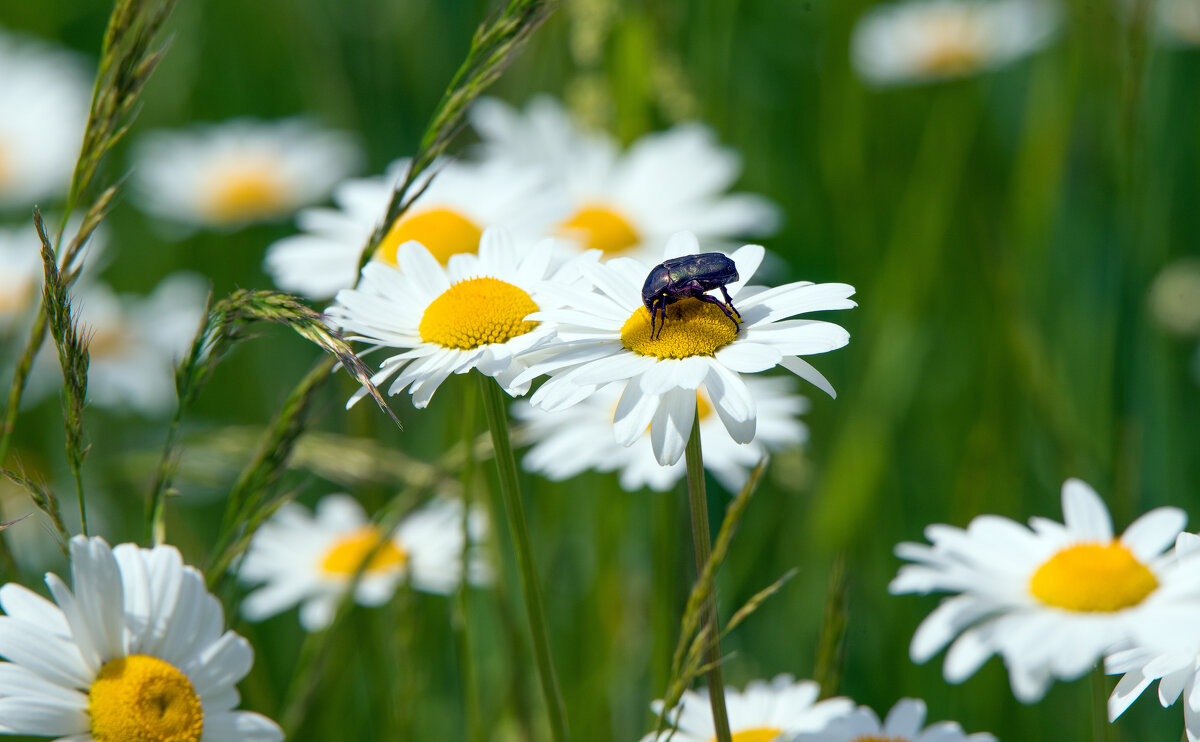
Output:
[
  {"xmin": 0, "ymin": 140, "xmax": 11, "ymax": 187},
  {"xmin": 418, "ymin": 277, "xmax": 539, "ymax": 350},
  {"xmin": 320, "ymin": 526, "xmax": 409, "ymax": 576},
  {"xmin": 559, "ymin": 205, "xmax": 640, "ymax": 257},
  {"xmin": 621, "ymin": 298, "xmax": 739, "ymax": 360},
  {"xmin": 0, "ymin": 280, "xmax": 34, "ymax": 315},
  {"xmin": 88, "ymin": 654, "xmax": 203, "ymax": 742},
  {"xmin": 203, "ymin": 166, "xmax": 289, "ymax": 223},
  {"xmin": 710, "ymin": 728, "xmax": 784, "ymax": 742},
  {"xmin": 1029, "ymin": 541, "xmax": 1159, "ymax": 612},
  {"xmin": 376, "ymin": 208, "xmax": 483, "ymax": 266},
  {"xmin": 919, "ymin": 19, "xmax": 985, "ymax": 76}
]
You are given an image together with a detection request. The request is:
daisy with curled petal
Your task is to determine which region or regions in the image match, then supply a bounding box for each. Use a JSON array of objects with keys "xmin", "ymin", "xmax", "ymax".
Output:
[
  {"xmin": 515, "ymin": 231, "xmax": 854, "ymax": 466},
  {"xmin": 851, "ymin": 0, "xmax": 1060, "ymax": 87},
  {"xmin": 0, "ymin": 535, "xmax": 282, "ymax": 742},
  {"xmin": 642, "ymin": 675, "xmax": 854, "ymax": 742},
  {"xmin": 238, "ymin": 494, "xmax": 490, "ymax": 632},
  {"xmin": 470, "ymin": 96, "xmax": 781, "ymax": 261},
  {"xmin": 513, "ymin": 375, "xmax": 808, "ymax": 493},
  {"xmin": 0, "ymin": 28, "xmax": 91, "ymax": 209},
  {"xmin": 891, "ymin": 478, "xmax": 1200, "ymax": 702},
  {"xmin": 326, "ymin": 228, "xmax": 565, "ymax": 408},
  {"xmin": 1106, "ymin": 533, "xmax": 1200, "ymax": 742},
  {"xmin": 264, "ymin": 156, "xmax": 566, "ymax": 300},
  {"xmin": 131, "ymin": 118, "xmax": 361, "ymax": 230},
  {"xmin": 794, "ymin": 697, "xmax": 996, "ymax": 742}
]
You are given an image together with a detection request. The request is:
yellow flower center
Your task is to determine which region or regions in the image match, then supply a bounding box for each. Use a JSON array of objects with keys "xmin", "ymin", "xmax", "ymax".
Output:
[
  {"xmin": 1029, "ymin": 541, "xmax": 1159, "ymax": 612},
  {"xmin": 88, "ymin": 654, "xmax": 203, "ymax": 742},
  {"xmin": 418, "ymin": 277, "xmax": 539, "ymax": 350},
  {"xmin": 376, "ymin": 208, "xmax": 483, "ymax": 266},
  {"xmin": 202, "ymin": 166, "xmax": 289, "ymax": 224},
  {"xmin": 0, "ymin": 279, "xmax": 34, "ymax": 316},
  {"xmin": 559, "ymin": 204, "xmax": 641, "ymax": 257},
  {"xmin": 710, "ymin": 728, "xmax": 784, "ymax": 742},
  {"xmin": 0, "ymin": 140, "xmax": 12, "ymax": 188},
  {"xmin": 621, "ymin": 298, "xmax": 739, "ymax": 359},
  {"xmin": 919, "ymin": 19, "xmax": 985, "ymax": 75},
  {"xmin": 320, "ymin": 526, "xmax": 409, "ymax": 576}
]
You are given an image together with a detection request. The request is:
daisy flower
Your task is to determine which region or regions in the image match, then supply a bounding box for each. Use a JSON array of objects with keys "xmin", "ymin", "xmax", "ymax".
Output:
[
  {"xmin": 515, "ymin": 232, "xmax": 855, "ymax": 466},
  {"xmin": 0, "ymin": 28, "xmax": 91, "ymax": 209},
  {"xmin": 0, "ymin": 223, "xmax": 47, "ymax": 333},
  {"xmin": 513, "ymin": 375, "xmax": 808, "ymax": 493},
  {"xmin": 794, "ymin": 698, "xmax": 996, "ymax": 742},
  {"xmin": 264, "ymin": 156, "xmax": 564, "ymax": 300},
  {"xmin": 891, "ymin": 478, "xmax": 1200, "ymax": 702},
  {"xmin": 643, "ymin": 675, "xmax": 853, "ymax": 742},
  {"xmin": 0, "ymin": 535, "xmax": 282, "ymax": 742},
  {"xmin": 28, "ymin": 273, "xmax": 207, "ymax": 415},
  {"xmin": 131, "ymin": 118, "xmax": 361, "ymax": 230},
  {"xmin": 470, "ymin": 96, "xmax": 781, "ymax": 261},
  {"xmin": 327, "ymin": 228, "xmax": 567, "ymax": 408},
  {"xmin": 1157, "ymin": 0, "xmax": 1200, "ymax": 46},
  {"xmin": 1106, "ymin": 533, "xmax": 1200, "ymax": 741},
  {"xmin": 237, "ymin": 494, "xmax": 490, "ymax": 631},
  {"xmin": 851, "ymin": 0, "xmax": 1060, "ymax": 87}
]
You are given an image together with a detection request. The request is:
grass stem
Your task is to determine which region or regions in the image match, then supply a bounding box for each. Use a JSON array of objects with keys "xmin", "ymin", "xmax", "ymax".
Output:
[
  {"xmin": 684, "ymin": 411, "xmax": 732, "ymax": 742},
  {"xmin": 476, "ymin": 372, "xmax": 570, "ymax": 742}
]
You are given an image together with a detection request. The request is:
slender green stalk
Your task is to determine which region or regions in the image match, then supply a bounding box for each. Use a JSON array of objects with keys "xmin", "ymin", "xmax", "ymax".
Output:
[
  {"xmin": 683, "ymin": 412, "xmax": 732, "ymax": 742},
  {"xmin": 454, "ymin": 380, "xmax": 484, "ymax": 742},
  {"xmin": 476, "ymin": 372, "xmax": 570, "ymax": 742}
]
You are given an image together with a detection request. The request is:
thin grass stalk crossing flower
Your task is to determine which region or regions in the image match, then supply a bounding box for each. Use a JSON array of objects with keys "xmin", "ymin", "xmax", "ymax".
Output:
[
  {"xmin": 477, "ymin": 371, "xmax": 570, "ymax": 742},
  {"xmin": 683, "ymin": 410, "xmax": 733, "ymax": 742},
  {"xmin": 35, "ymin": 211, "xmax": 90, "ymax": 536}
]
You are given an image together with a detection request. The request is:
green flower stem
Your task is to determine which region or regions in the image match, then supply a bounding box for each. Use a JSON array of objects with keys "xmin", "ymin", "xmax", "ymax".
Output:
[
  {"xmin": 684, "ymin": 411, "xmax": 732, "ymax": 742},
  {"xmin": 1092, "ymin": 665, "xmax": 1112, "ymax": 742},
  {"xmin": 476, "ymin": 372, "xmax": 570, "ymax": 742}
]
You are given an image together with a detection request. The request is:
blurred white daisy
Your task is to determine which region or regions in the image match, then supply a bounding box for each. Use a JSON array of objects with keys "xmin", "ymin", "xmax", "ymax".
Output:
[
  {"xmin": 29, "ymin": 273, "xmax": 207, "ymax": 415},
  {"xmin": 0, "ymin": 28, "xmax": 91, "ymax": 209},
  {"xmin": 515, "ymin": 232, "xmax": 854, "ymax": 466},
  {"xmin": 327, "ymin": 228, "xmax": 566, "ymax": 409},
  {"xmin": 470, "ymin": 96, "xmax": 780, "ymax": 261},
  {"xmin": 238, "ymin": 494, "xmax": 490, "ymax": 632},
  {"xmin": 0, "ymin": 219, "xmax": 105, "ymax": 335},
  {"xmin": 1106, "ymin": 533, "xmax": 1200, "ymax": 742},
  {"xmin": 514, "ymin": 375, "xmax": 808, "ymax": 493},
  {"xmin": 794, "ymin": 697, "xmax": 996, "ymax": 742},
  {"xmin": 851, "ymin": 0, "xmax": 1060, "ymax": 87},
  {"xmin": 642, "ymin": 675, "xmax": 853, "ymax": 742},
  {"xmin": 264, "ymin": 156, "xmax": 564, "ymax": 300},
  {"xmin": 0, "ymin": 535, "xmax": 282, "ymax": 742},
  {"xmin": 1158, "ymin": 0, "xmax": 1200, "ymax": 45},
  {"xmin": 891, "ymin": 478, "xmax": 1200, "ymax": 702},
  {"xmin": 131, "ymin": 118, "xmax": 361, "ymax": 230},
  {"xmin": 0, "ymin": 223, "xmax": 47, "ymax": 333}
]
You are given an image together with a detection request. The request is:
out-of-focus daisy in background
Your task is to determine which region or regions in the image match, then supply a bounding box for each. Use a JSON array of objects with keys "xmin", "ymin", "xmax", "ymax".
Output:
[
  {"xmin": 0, "ymin": 28, "xmax": 91, "ymax": 210},
  {"xmin": 1156, "ymin": 0, "xmax": 1200, "ymax": 45},
  {"xmin": 1148, "ymin": 257, "xmax": 1200, "ymax": 383},
  {"xmin": 0, "ymin": 220, "xmax": 105, "ymax": 336},
  {"xmin": 641, "ymin": 675, "xmax": 853, "ymax": 741},
  {"xmin": 515, "ymin": 232, "xmax": 854, "ymax": 466},
  {"xmin": 264, "ymin": 156, "xmax": 564, "ymax": 300},
  {"xmin": 514, "ymin": 375, "xmax": 808, "ymax": 493},
  {"xmin": 130, "ymin": 118, "xmax": 361, "ymax": 231},
  {"xmin": 28, "ymin": 273, "xmax": 207, "ymax": 415},
  {"xmin": 1106, "ymin": 533, "xmax": 1200, "ymax": 742},
  {"xmin": 0, "ymin": 535, "xmax": 283, "ymax": 742},
  {"xmin": 891, "ymin": 478, "xmax": 1200, "ymax": 702},
  {"xmin": 237, "ymin": 493, "xmax": 490, "ymax": 632},
  {"xmin": 794, "ymin": 697, "xmax": 996, "ymax": 742},
  {"xmin": 328, "ymin": 228, "xmax": 569, "ymax": 409},
  {"xmin": 470, "ymin": 96, "xmax": 780, "ymax": 262},
  {"xmin": 851, "ymin": 0, "xmax": 1060, "ymax": 87}
]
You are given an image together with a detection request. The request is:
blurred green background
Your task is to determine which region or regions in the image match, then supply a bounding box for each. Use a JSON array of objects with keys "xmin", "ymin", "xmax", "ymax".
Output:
[{"xmin": 2, "ymin": 0, "xmax": 1199, "ymax": 740}]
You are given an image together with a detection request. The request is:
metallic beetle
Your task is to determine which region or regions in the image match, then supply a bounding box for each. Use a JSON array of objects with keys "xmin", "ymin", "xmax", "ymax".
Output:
[{"xmin": 641, "ymin": 252, "xmax": 742, "ymax": 340}]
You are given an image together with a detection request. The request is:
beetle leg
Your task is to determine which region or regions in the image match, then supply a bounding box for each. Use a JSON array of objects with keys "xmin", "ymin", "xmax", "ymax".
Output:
[
  {"xmin": 650, "ymin": 297, "xmax": 663, "ymax": 340},
  {"xmin": 719, "ymin": 286, "xmax": 741, "ymax": 319},
  {"xmin": 696, "ymin": 294, "xmax": 741, "ymax": 333}
]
